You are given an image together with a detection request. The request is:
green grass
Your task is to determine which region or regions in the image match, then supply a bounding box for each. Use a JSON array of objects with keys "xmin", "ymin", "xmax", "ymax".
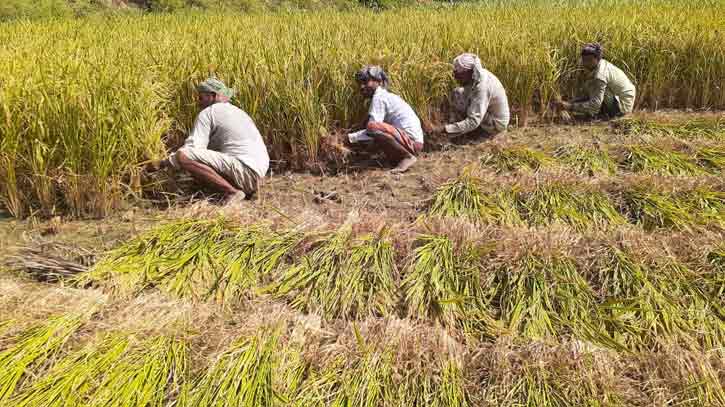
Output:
[{"xmin": 270, "ymin": 224, "xmax": 398, "ymax": 319}]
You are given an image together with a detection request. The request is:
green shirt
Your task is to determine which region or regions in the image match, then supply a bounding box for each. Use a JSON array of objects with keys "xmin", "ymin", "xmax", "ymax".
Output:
[{"xmin": 572, "ymin": 59, "xmax": 636, "ymax": 116}]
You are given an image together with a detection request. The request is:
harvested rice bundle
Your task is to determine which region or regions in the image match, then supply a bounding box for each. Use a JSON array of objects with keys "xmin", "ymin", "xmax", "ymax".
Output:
[
  {"xmin": 270, "ymin": 224, "xmax": 398, "ymax": 319},
  {"xmin": 553, "ymin": 144, "xmax": 616, "ymax": 176},
  {"xmin": 619, "ymin": 144, "xmax": 705, "ymax": 176},
  {"xmin": 694, "ymin": 146, "xmax": 725, "ymax": 172},
  {"xmin": 85, "ymin": 336, "xmax": 187, "ymax": 407},
  {"xmin": 0, "ymin": 312, "xmax": 89, "ymax": 402},
  {"xmin": 517, "ymin": 182, "xmax": 625, "ymax": 231},
  {"xmin": 481, "ymin": 146, "xmax": 554, "ymax": 173},
  {"xmin": 403, "ymin": 233, "xmax": 500, "ymax": 337},
  {"xmin": 429, "ymin": 173, "xmax": 521, "ymax": 225},
  {"xmin": 623, "ymin": 189, "xmax": 695, "ymax": 230},
  {"xmin": 11, "ymin": 335, "xmax": 129, "ymax": 407},
  {"xmin": 181, "ymin": 329, "xmax": 279, "ymax": 407}
]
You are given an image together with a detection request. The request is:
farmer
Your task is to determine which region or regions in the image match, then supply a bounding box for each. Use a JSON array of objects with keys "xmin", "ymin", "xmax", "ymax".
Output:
[
  {"xmin": 347, "ymin": 65, "xmax": 424, "ymax": 173},
  {"xmin": 430, "ymin": 53, "xmax": 510, "ymax": 138},
  {"xmin": 553, "ymin": 43, "xmax": 636, "ymax": 119},
  {"xmin": 147, "ymin": 78, "xmax": 269, "ymax": 204}
]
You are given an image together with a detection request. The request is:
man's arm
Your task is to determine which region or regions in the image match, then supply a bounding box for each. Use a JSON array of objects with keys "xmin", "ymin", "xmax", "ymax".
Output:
[
  {"xmin": 444, "ymin": 86, "xmax": 488, "ymax": 135},
  {"xmin": 168, "ymin": 109, "xmax": 213, "ymax": 168},
  {"xmin": 570, "ymin": 79, "xmax": 606, "ymax": 116}
]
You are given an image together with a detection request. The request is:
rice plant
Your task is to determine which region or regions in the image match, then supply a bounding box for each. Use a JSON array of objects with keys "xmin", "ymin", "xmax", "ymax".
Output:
[
  {"xmin": 687, "ymin": 188, "xmax": 725, "ymax": 226},
  {"xmin": 517, "ymin": 182, "xmax": 625, "ymax": 230},
  {"xmin": 429, "ymin": 173, "xmax": 521, "ymax": 225},
  {"xmin": 11, "ymin": 335, "xmax": 130, "ymax": 407},
  {"xmin": 3, "ymin": 2, "xmax": 724, "ymax": 218},
  {"xmin": 620, "ymin": 145, "xmax": 705, "ymax": 176},
  {"xmin": 77, "ymin": 218, "xmax": 230, "ymax": 296},
  {"xmin": 481, "ymin": 146, "xmax": 554, "ymax": 173},
  {"xmin": 85, "ymin": 336, "xmax": 187, "ymax": 407},
  {"xmin": 181, "ymin": 329, "xmax": 279, "ymax": 407},
  {"xmin": 0, "ymin": 313, "xmax": 88, "ymax": 402},
  {"xmin": 553, "ymin": 144, "xmax": 616, "ymax": 176},
  {"xmin": 403, "ymin": 234, "xmax": 501, "ymax": 337},
  {"xmin": 270, "ymin": 224, "xmax": 398, "ymax": 319}
]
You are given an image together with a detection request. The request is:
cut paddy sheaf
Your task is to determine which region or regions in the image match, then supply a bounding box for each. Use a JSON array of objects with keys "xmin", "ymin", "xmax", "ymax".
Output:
[{"xmin": 77, "ymin": 217, "xmax": 305, "ymax": 302}]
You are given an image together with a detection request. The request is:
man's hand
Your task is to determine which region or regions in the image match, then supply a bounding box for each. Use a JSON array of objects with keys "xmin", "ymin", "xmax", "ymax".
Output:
[
  {"xmin": 551, "ymin": 99, "xmax": 572, "ymax": 111},
  {"xmin": 145, "ymin": 159, "xmax": 170, "ymax": 173},
  {"xmin": 428, "ymin": 124, "xmax": 447, "ymax": 135}
]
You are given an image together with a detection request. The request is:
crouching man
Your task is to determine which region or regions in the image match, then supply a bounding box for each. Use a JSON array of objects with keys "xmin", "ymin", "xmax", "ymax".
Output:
[
  {"xmin": 431, "ymin": 53, "xmax": 510, "ymax": 138},
  {"xmin": 148, "ymin": 78, "xmax": 269, "ymax": 204},
  {"xmin": 554, "ymin": 43, "xmax": 636, "ymax": 120},
  {"xmin": 347, "ymin": 65, "xmax": 424, "ymax": 173}
]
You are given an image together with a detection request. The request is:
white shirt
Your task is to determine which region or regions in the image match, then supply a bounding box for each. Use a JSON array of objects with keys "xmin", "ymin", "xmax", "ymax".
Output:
[
  {"xmin": 171, "ymin": 102, "xmax": 269, "ymax": 177},
  {"xmin": 368, "ymin": 87, "xmax": 424, "ymax": 143},
  {"xmin": 445, "ymin": 68, "xmax": 510, "ymax": 135}
]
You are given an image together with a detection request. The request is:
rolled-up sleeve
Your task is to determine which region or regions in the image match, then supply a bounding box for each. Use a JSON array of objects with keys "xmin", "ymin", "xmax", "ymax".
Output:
[
  {"xmin": 169, "ymin": 108, "xmax": 213, "ymax": 168},
  {"xmin": 445, "ymin": 85, "xmax": 488, "ymax": 135},
  {"xmin": 571, "ymin": 78, "xmax": 606, "ymax": 116}
]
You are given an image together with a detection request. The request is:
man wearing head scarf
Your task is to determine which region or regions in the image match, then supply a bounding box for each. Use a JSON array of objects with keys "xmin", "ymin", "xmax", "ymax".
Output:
[
  {"xmin": 431, "ymin": 53, "xmax": 510, "ymax": 138},
  {"xmin": 555, "ymin": 43, "xmax": 636, "ymax": 119},
  {"xmin": 147, "ymin": 78, "xmax": 269, "ymax": 204},
  {"xmin": 348, "ymin": 65, "xmax": 424, "ymax": 173}
]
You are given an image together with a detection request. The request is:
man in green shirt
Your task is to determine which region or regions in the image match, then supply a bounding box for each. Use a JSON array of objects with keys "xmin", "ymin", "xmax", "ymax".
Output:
[{"xmin": 555, "ymin": 43, "xmax": 636, "ymax": 119}]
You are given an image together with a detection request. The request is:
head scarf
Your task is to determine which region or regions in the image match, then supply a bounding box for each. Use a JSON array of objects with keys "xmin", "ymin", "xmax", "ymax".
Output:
[
  {"xmin": 581, "ymin": 43, "xmax": 603, "ymax": 59},
  {"xmin": 355, "ymin": 65, "xmax": 389, "ymax": 87},
  {"xmin": 452, "ymin": 53, "xmax": 485, "ymax": 82},
  {"xmin": 197, "ymin": 77, "xmax": 236, "ymax": 99}
]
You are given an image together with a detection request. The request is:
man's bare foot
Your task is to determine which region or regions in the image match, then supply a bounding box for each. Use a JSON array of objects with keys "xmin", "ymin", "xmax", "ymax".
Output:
[
  {"xmin": 222, "ymin": 191, "xmax": 246, "ymax": 206},
  {"xmin": 391, "ymin": 155, "xmax": 417, "ymax": 173}
]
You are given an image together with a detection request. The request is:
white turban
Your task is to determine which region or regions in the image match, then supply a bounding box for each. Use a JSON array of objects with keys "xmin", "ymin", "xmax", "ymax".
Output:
[{"xmin": 452, "ymin": 53, "xmax": 485, "ymax": 82}]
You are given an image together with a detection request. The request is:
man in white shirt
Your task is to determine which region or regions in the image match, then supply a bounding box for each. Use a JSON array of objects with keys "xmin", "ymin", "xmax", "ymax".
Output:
[
  {"xmin": 148, "ymin": 78, "xmax": 269, "ymax": 204},
  {"xmin": 348, "ymin": 65, "xmax": 424, "ymax": 173},
  {"xmin": 554, "ymin": 43, "xmax": 636, "ymax": 119},
  {"xmin": 431, "ymin": 53, "xmax": 510, "ymax": 138}
]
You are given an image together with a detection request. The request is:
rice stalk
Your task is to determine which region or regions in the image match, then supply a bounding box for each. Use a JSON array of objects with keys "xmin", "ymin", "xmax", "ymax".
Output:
[
  {"xmin": 518, "ymin": 182, "xmax": 625, "ymax": 231},
  {"xmin": 182, "ymin": 328, "xmax": 279, "ymax": 407},
  {"xmin": 429, "ymin": 173, "xmax": 521, "ymax": 226},
  {"xmin": 403, "ymin": 234, "xmax": 501, "ymax": 337},
  {"xmin": 553, "ymin": 144, "xmax": 616, "ymax": 176},
  {"xmin": 0, "ymin": 312, "xmax": 88, "ymax": 402},
  {"xmin": 687, "ymin": 188, "xmax": 725, "ymax": 226},
  {"xmin": 616, "ymin": 117, "xmax": 725, "ymax": 141},
  {"xmin": 481, "ymin": 146, "xmax": 554, "ymax": 173},
  {"xmin": 694, "ymin": 146, "xmax": 725, "ymax": 172},
  {"xmin": 620, "ymin": 145, "xmax": 705, "ymax": 176},
  {"xmin": 623, "ymin": 189, "xmax": 695, "ymax": 230},
  {"xmin": 11, "ymin": 335, "xmax": 130, "ymax": 407},
  {"xmin": 77, "ymin": 218, "xmax": 231, "ymax": 296},
  {"xmin": 493, "ymin": 255, "xmax": 615, "ymax": 346},
  {"xmin": 270, "ymin": 224, "xmax": 398, "ymax": 319},
  {"xmin": 86, "ymin": 336, "xmax": 187, "ymax": 407},
  {"xmin": 212, "ymin": 226, "xmax": 305, "ymax": 303},
  {"xmin": 591, "ymin": 249, "xmax": 719, "ymax": 350}
]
